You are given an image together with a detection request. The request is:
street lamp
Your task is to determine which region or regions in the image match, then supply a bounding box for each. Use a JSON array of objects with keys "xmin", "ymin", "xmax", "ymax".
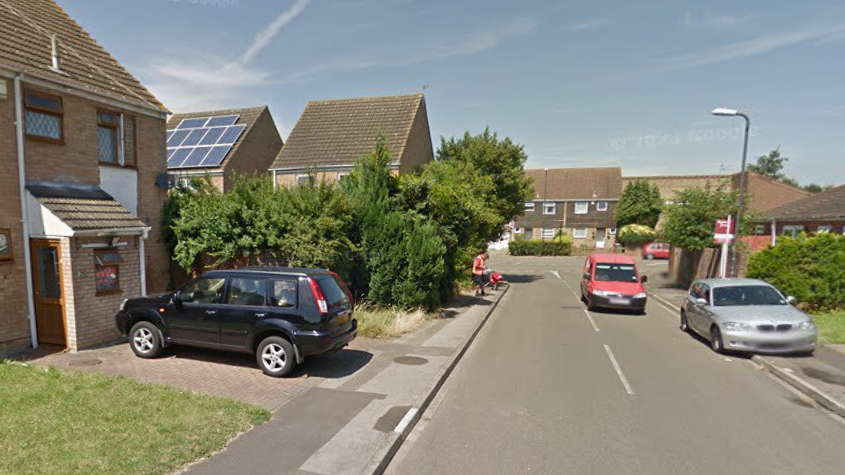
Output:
[{"xmin": 711, "ymin": 107, "xmax": 751, "ymax": 277}]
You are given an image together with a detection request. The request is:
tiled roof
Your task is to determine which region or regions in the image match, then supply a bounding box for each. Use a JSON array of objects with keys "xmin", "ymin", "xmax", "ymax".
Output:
[
  {"xmin": 166, "ymin": 106, "xmax": 271, "ymax": 170},
  {"xmin": 767, "ymin": 183, "xmax": 845, "ymax": 220},
  {"xmin": 27, "ymin": 183, "xmax": 146, "ymax": 231},
  {"xmin": 0, "ymin": 0, "xmax": 165, "ymax": 112},
  {"xmin": 271, "ymin": 94, "xmax": 424, "ymax": 170},
  {"xmin": 527, "ymin": 167, "xmax": 623, "ymax": 200}
]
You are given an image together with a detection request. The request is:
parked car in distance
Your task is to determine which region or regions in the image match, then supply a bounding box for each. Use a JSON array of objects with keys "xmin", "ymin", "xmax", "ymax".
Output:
[
  {"xmin": 581, "ymin": 253, "xmax": 648, "ymax": 313},
  {"xmin": 115, "ymin": 267, "xmax": 357, "ymax": 377},
  {"xmin": 680, "ymin": 278, "xmax": 817, "ymax": 355},
  {"xmin": 641, "ymin": 242, "xmax": 670, "ymax": 260}
]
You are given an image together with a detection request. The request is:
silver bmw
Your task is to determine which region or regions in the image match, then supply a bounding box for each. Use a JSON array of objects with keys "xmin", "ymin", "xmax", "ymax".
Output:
[{"xmin": 680, "ymin": 278, "xmax": 818, "ymax": 355}]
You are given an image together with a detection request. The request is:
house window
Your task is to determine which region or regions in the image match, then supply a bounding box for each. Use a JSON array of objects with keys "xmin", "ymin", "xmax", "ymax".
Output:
[
  {"xmin": 754, "ymin": 225, "xmax": 766, "ymax": 235},
  {"xmin": 597, "ymin": 201, "xmax": 608, "ymax": 212},
  {"xmin": 817, "ymin": 225, "xmax": 833, "ymax": 234},
  {"xmin": 573, "ymin": 228, "xmax": 588, "ymax": 239},
  {"xmin": 524, "ymin": 202, "xmax": 535, "ymax": 213},
  {"xmin": 574, "ymin": 201, "xmax": 588, "ymax": 215},
  {"xmin": 781, "ymin": 225, "xmax": 804, "ymax": 237},
  {"xmin": 543, "ymin": 202, "xmax": 556, "ymax": 215},
  {"xmin": 336, "ymin": 173, "xmax": 348, "ymax": 182},
  {"xmin": 608, "ymin": 228, "xmax": 617, "ymax": 235},
  {"xmin": 541, "ymin": 228, "xmax": 555, "ymax": 240},
  {"xmin": 296, "ymin": 174, "xmax": 311, "ymax": 186},
  {"xmin": 94, "ymin": 250, "xmax": 121, "ymax": 294},
  {"xmin": 98, "ymin": 111, "xmax": 120, "ymax": 164},
  {"xmin": 24, "ymin": 90, "xmax": 63, "ymax": 142}
]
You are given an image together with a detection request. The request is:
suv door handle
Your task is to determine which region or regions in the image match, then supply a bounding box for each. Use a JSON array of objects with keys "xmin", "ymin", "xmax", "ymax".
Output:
[
  {"xmin": 205, "ymin": 310, "xmax": 218, "ymax": 315},
  {"xmin": 255, "ymin": 313, "xmax": 267, "ymax": 318}
]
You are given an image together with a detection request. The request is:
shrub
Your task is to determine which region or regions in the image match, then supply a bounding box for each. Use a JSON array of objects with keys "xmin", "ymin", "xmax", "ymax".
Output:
[
  {"xmin": 509, "ymin": 237, "xmax": 572, "ymax": 256},
  {"xmin": 617, "ymin": 224, "xmax": 657, "ymax": 247},
  {"xmin": 747, "ymin": 233, "xmax": 845, "ymax": 310}
]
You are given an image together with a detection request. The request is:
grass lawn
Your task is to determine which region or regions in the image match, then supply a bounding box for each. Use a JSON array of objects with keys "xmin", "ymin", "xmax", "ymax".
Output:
[
  {"xmin": 355, "ymin": 305, "xmax": 441, "ymax": 339},
  {"xmin": 812, "ymin": 311, "xmax": 845, "ymax": 344},
  {"xmin": 0, "ymin": 361, "xmax": 270, "ymax": 475}
]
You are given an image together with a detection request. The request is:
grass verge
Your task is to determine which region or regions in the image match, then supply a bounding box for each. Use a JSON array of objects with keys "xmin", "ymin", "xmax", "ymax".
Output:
[
  {"xmin": 355, "ymin": 304, "xmax": 441, "ymax": 339},
  {"xmin": 812, "ymin": 311, "xmax": 845, "ymax": 344},
  {"xmin": 0, "ymin": 361, "xmax": 270, "ymax": 475}
]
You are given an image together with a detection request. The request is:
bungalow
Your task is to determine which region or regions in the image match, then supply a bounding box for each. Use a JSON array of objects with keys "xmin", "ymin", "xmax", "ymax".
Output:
[
  {"xmin": 166, "ymin": 106, "xmax": 283, "ymax": 192},
  {"xmin": 270, "ymin": 93, "xmax": 433, "ymax": 185},
  {"xmin": 758, "ymin": 183, "xmax": 845, "ymax": 239},
  {"xmin": 0, "ymin": 0, "xmax": 169, "ymax": 352}
]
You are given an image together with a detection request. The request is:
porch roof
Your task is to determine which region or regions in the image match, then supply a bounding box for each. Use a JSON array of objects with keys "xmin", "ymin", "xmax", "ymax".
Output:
[{"xmin": 26, "ymin": 183, "xmax": 147, "ymax": 232}]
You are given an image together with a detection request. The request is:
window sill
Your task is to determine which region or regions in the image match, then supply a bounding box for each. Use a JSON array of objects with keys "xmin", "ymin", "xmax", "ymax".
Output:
[
  {"xmin": 96, "ymin": 289, "xmax": 122, "ymax": 296},
  {"xmin": 26, "ymin": 135, "xmax": 64, "ymax": 145}
]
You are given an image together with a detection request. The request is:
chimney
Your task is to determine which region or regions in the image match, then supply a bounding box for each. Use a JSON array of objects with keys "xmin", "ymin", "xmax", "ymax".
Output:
[{"xmin": 51, "ymin": 35, "xmax": 61, "ymax": 71}]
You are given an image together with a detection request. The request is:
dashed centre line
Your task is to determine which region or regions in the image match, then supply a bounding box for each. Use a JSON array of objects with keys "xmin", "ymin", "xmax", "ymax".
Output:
[
  {"xmin": 604, "ymin": 345, "xmax": 635, "ymax": 396},
  {"xmin": 584, "ymin": 309, "xmax": 600, "ymax": 332}
]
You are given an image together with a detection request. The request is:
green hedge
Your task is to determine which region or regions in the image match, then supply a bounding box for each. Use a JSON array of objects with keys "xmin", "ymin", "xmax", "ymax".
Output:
[
  {"xmin": 747, "ymin": 233, "xmax": 845, "ymax": 310},
  {"xmin": 509, "ymin": 237, "xmax": 572, "ymax": 256}
]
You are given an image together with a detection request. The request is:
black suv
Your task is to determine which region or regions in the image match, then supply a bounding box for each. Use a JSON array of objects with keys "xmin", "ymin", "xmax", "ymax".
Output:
[{"xmin": 115, "ymin": 267, "xmax": 357, "ymax": 377}]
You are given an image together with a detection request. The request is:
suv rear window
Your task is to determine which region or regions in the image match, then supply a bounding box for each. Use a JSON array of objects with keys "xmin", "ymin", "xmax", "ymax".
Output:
[{"xmin": 316, "ymin": 275, "xmax": 350, "ymax": 310}]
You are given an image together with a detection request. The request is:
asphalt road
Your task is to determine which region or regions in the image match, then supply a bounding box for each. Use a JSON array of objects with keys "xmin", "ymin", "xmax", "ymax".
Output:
[{"xmin": 386, "ymin": 255, "xmax": 845, "ymax": 475}]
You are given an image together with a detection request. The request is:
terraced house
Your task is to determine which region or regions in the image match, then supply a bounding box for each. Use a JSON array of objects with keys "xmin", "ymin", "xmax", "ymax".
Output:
[
  {"xmin": 271, "ymin": 93, "xmax": 433, "ymax": 185},
  {"xmin": 0, "ymin": 0, "xmax": 170, "ymax": 352},
  {"xmin": 515, "ymin": 168, "xmax": 623, "ymax": 249}
]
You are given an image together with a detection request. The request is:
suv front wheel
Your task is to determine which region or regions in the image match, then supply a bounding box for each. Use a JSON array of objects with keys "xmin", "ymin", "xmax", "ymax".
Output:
[
  {"xmin": 129, "ymin": 321, "xmax": 164, "ymax": 358},
  {"xmin": 257, "ymin": 336, "xmax": 296, "ymax": 377}
]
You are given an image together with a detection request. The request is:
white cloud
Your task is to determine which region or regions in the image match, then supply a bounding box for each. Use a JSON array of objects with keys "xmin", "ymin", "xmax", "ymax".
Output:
[
  {"xmin": 241, "ymin": 0, "xmax": 312, "ymax": 64},
  {"xmin": 660, "ymin": 22, "xmax": 845, "ymax": 71},
  {"xmin": 560, "ymin": 18, "xmax": 609, "ymax": 32}
]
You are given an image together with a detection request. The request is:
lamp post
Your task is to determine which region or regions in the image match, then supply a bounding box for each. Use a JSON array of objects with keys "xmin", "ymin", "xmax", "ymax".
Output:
[{"xmin": 711, "ymin": 107, "xmax": 751, "ymax": 277}]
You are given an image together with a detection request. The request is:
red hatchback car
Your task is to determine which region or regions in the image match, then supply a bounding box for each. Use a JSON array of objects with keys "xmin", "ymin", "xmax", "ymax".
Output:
[
  {"xmin": 641, "ymin": 242, "xmax": 670, "ymax": 260},
  {"xmin": 581, "ymin": 253, "xmax": 648, "ymax": 313}
]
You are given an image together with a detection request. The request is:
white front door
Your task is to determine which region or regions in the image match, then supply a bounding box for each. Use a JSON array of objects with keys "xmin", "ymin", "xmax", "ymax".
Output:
[{"xmin": 596, "ymin": 228, "xmax": 606, "ymax": 249}]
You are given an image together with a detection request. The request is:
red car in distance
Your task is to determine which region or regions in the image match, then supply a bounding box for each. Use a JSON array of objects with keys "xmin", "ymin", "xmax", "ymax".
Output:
[{"xmin": 642, "ymin": 242, "xmax": 670, "ymax": 260}]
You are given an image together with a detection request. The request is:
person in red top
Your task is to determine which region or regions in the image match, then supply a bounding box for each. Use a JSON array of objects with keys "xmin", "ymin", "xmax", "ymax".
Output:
[{"xmin": 473, "ymin": 251, "xmax": 488, "ymax": 296}]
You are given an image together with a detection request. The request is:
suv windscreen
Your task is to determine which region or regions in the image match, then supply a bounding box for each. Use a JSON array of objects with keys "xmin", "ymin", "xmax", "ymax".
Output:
[
  {"xmin": 316, "ymin": 275, "xmax": 349, "ymax": 310},
  {"xmin": 594, "ymin": 264, "xmax": 639, "ymax": 283}
]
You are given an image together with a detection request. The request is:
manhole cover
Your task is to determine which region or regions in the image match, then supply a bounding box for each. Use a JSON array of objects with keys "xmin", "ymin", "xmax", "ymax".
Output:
[
  {"xmin": 394, "ymin": 356, "xmax": 428, "ymax": 366},
  {"xmin": 67, "ymin": 358, "xmax": 102, "ymax": 367}
]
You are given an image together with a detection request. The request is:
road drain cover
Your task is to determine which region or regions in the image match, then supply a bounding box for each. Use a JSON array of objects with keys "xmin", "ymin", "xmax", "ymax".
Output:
[
  {"xmin": 394, "ymin": 356, "xmax": 428, "ymax": 366},
  {"xmin": 68, "ymin": 358, "xmax": 102, "ymax": 367}
]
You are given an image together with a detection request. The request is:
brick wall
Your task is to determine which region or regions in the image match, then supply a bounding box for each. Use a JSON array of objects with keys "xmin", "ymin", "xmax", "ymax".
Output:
[
  {"xmin": 65, "ymin": 236, "xmax": 141, "ymax": 351},
  {"xmin": 0, "ymin": 78, "xmax": 31, "ymax": 352},
  {"xmin": 398, "ymin": 99, "xmax": 434, "ymax": 174},
  {"xmin": 222, "ymin": 108, "xmax": 283, "ymax": 192}
]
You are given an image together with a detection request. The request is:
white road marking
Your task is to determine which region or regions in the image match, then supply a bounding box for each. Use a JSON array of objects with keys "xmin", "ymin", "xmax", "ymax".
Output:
[
  {"xmin": 647, "ymin": 294, "xmax": 680, "ymax": 320},
  {"xmin": 584, "ymin": 309, "xmax": 600, "ymax": 332},
  {"xmin": 550, "ymin": 270, "xmax": 561, "ymax": 279},
  {"xmin": 724, "ymin": 357, "xmax": 733, "ymax": 362},
  {"xmin": 394, "ymin": 407, "xmax": 418, "ymax": 434},
  {"xmin": 604, "ymin": 345, "xmax": 635, "ymax": 395},
  {"xmin": 572, "ymin": 291, "xmax": 581, "ymax": 300}
]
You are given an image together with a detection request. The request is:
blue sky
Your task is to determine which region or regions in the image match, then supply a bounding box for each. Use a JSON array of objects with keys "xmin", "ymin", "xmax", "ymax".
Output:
[{"xmin": 57, "ymin": 0, "xmax": 845, "ymax": 185}]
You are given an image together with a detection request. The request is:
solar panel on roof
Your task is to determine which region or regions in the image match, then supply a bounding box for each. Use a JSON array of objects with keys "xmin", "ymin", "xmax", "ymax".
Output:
[
  {"xmin": 181, "ymin": 147, "xmax": 212, "ymax": 168},
  {"xmin": 218, "ymin": 124, "xmax": 246, "ymax": 145},
  {"xmin": 168, "ymin": 148, "xmax": 192, "ymax": 168},
  {"xmin": 178, "ymin": 117, "xmax": 209, "ymax": 129},
  {"xmin": 200, "ymin": 145, "xmax": 233, "ymax": 167},
  {"xmin": 199, "ymin": 127, "xmax": 227, "ymax": 146},
  {"xmin": 167, "ymin": 129, "xmax": 190, "ymax": 147},
  {"xmin": 181, "ymin": 128, "xmax": 208, "ymax": 147},
  {"xmin": 206, "ymin": 115, "xmax": 239, "ymax": 127},
  {"xmin": 167, "ymin": 149, "xmax": 175, "ymax": 161},
  {"xmin": 167, "ymin": 130, "xmax": 174, "ymax": 142}
]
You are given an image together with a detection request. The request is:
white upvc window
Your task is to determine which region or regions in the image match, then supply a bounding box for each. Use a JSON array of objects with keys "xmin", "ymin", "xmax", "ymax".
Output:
[
  {"xmin": 573, "ymin": 228, "xmax": 588, "ymax": 239},
  {"xmin": 541, "ymin": 228, "xmax": 555, "ymax": 239},
  {"xmin": 817, "ymin": 225, "xmax": 832, "ymax": 233},
  {"xmin": 336, "ymin": 172, "xmax": 348, "ymax": 182},
  {"xmin": 596, "ymin": 201, "xmax": 608, "ymax": 212},
  {"xmin": 574, "ymin": 201, "xmax": 588, "ymax": 215},
  {"xmin": 781, "ymin": 225, "xmax": 804, "ymax": 237},
  {"xmin": 296, "ymin": 174, "xmax": 311, "ymax": 185},
  {"xmin": 524, "ymin": 202, "xmax": 535, "ymax": 213},
  {"xmin": 543, "ymin": 202, "xmax": 556, "ymax": 215},
  {"xmin": 608, "ymin": 227, "xmax": 617, "ymax": 235}
]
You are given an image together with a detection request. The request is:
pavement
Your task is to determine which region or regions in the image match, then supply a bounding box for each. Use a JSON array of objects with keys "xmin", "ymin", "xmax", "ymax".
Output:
[
  {"xmin": 385, "ymin": 254, "xmax": 845, "ymax": 475},
  {"xmin": 644, "ymin": 261, "xmax": 845, "ymax": 419}
]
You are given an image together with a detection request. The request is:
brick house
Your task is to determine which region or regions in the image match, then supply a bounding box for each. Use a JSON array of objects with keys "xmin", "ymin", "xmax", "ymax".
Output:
[
  {"xmin": 624, "ymin": 172, "xmax": 810, "ymax": 213},
  {"xmin": 515, "ymin": 168, "xmax": 623, "ymax": 249},
  {"xmin": 0, "ymin": 0, "xmax": 169, "ymax": 352},
  {"xmin": 167, "ymin": 106, "xmax": 283, "ymax": 192},
  {"xmin": 755, "ymin": 183, "xmax": 845, "ymax": 239},
  {"xmin": 270, "ymin": 94, "xmax": 433, "ymax": 185}
]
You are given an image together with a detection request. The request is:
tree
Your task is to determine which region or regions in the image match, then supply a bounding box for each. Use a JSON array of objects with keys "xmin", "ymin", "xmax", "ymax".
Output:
[
  {"xmin": 803, "ymin": 183, "xmax": 832, "ymax": 194},
  {"xmin": 662, "ymin": 187, "xmax": 736, "ymax": 251},
  {"xmin": 614, "ymin": 180, "xmax": 663, "ymax": 228},
  {"xmin": 617, "ymin": 224, "xmax": 657, "ymax": 247},
  {"xmin": 747, "ymin": 147, "xmax": 788, "ymax": 180},
  {"xmin": 436, "ymin": 128, "xmax": 534, "ymax": 241}
]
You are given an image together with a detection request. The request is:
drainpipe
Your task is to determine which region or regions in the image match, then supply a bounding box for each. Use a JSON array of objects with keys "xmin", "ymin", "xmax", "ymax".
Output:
[
  {"xmin": 272, "ymin": 169, "xmax": 277, "ymax": 190},
  {"xmin": 14, "ymin": 74, "xmax": 38, "ymax": 349},
  {"xmin": 139, "ymin": 227, "xmax": 149, "ymax": 296},
  {"xmin": 771, "ymin": 218, "xmax": 777, "ymax": 247}
]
